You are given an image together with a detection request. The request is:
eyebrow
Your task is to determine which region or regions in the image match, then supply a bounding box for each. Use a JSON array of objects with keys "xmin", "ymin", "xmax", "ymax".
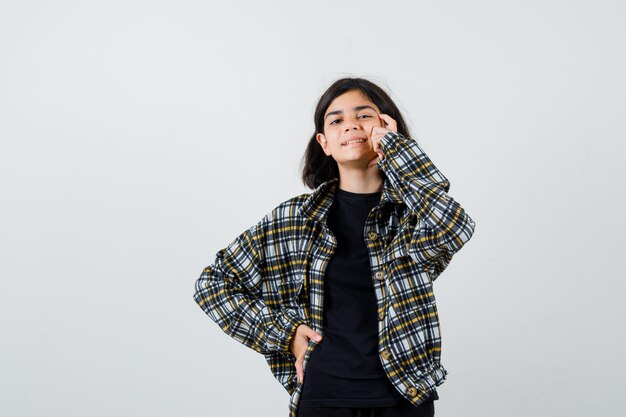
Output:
[{"xmin": 324, "ymin": 105, "xmax": 377, "ymax": 121}]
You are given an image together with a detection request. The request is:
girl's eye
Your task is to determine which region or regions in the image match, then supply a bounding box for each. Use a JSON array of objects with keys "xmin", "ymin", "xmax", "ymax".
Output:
[{"xmin": 330, "ymin": 115, "xmax": 370, "ymax": 125}]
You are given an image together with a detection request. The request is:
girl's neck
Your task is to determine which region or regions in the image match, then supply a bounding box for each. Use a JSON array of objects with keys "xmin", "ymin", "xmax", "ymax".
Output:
[{"xmin": 337, "ymin": 165, "xmax": 384, "ymax": 194}]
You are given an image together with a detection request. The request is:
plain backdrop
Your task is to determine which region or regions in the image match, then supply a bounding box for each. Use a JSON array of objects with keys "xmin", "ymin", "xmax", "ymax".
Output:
[{"xmin": 1, "ymin": 1, "xmax": 625, "ymax": 416}]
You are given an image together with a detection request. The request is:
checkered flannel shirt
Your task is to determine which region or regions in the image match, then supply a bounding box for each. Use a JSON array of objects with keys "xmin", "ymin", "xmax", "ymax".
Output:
[{"xmin": 193, "ymin": 131, "xmax": 476, "ymax": 417}]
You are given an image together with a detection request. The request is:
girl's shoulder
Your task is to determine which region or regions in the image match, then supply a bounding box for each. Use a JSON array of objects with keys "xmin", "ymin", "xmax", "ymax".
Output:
[{"xmin": 261, "ymin": 193, "xmax": 311, "ymax": 225}]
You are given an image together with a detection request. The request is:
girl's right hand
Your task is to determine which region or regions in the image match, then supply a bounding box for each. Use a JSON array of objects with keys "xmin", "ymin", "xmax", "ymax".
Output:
[{"xmin": 289, "ymin": 324, "xmax": 323, "ymax": 384}]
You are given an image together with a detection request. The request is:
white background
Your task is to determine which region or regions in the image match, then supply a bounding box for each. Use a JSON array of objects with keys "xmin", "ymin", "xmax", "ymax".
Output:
[{"xmin": 1, "ymin": 1, "xmax": 624, "ymax": 416}]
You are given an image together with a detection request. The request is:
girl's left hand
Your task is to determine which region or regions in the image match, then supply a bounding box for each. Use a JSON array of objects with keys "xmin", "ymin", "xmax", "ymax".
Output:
[{"xmin": 368, "ymin": 113, "xmax": 398, "ymax": 168}]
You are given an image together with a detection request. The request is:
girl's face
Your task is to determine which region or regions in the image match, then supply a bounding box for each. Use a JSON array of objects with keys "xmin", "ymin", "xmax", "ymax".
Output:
[{"xmin": 316, "ymin": 89, "xmax": 383, "ymax": 166}]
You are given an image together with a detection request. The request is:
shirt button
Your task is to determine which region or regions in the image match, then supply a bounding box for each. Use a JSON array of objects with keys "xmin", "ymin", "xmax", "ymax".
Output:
[
  {"xmin": 381, "ymin": 349, "xmax": 392, "ymax": 360},
  {"xmin": 406, "ymin": 386, "xmax": 418, "ymax": 397},
  {"xmin": 368, "ymin": 231, "xmax": 378, "ymax": 241},
  {"xmin": 374, "ymin": 271, "xmax": 385, "ymax": 280}
]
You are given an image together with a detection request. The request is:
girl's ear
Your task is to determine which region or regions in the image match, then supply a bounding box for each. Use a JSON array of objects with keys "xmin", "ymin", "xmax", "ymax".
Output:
[{"xmin": 316, "ymin": 133, "xmax": 331, "ymax": 156}]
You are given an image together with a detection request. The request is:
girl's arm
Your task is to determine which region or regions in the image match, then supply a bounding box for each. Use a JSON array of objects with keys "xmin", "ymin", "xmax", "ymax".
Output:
[
  {"xmin": 377, "ymin": 131, "xmax": 476, "ymax": 280},
  {"xmin": 193, "ymin": 211, "xmax": 305, "ymax": 355}
]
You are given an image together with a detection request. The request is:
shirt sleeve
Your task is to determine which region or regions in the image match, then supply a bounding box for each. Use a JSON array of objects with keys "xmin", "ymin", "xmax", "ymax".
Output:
[
  {"xmin": 193, "ymin": 211, "xmax": 305, "ymax": 356},
  {"xmin": 376, "ymin": 131, "xmax": 476, "ymax": 280}
]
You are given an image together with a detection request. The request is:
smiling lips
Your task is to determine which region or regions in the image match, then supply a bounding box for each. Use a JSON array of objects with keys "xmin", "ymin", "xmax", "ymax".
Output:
[{"xmin": 341, "ymin": 137, "xmax": 368, "ymax": 146}]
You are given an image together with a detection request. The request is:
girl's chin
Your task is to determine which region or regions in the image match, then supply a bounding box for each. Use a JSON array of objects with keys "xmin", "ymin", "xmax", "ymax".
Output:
[
  {"xmin": 341, "ymin": 147, "xmax": 374, "ymax": 156},
  {"xmin": 336, "ymin": 154, "xmax": 378, "ymax": 166}
]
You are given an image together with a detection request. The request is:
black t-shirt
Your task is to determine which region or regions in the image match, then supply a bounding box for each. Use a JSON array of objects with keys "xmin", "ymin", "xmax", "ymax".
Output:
[{"xmin": 298, "ymin": 186, "xmax": 439, "ymax": 408}]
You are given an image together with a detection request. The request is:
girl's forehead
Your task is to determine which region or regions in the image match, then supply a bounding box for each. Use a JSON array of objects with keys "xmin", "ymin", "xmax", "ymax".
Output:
[{"xmin": 325, "ymin": 92, "xmax": 379, "ymax": 116}]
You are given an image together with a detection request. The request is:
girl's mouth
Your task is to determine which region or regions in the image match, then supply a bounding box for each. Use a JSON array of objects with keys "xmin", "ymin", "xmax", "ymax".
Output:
[{"xmin": 342, "ymin": 138, "xmax": 368, "ymax": 146}]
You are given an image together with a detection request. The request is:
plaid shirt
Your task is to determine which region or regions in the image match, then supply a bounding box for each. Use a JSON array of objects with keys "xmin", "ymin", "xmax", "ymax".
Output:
[{"xmin": 193, "ymin": 131, "xmax": 476, "ymax": 417}]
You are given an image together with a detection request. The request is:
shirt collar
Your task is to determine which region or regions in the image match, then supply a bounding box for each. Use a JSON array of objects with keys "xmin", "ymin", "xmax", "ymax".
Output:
[{"xmin": 298, "ymin": 174, "xmax": 404, "ymax": 224}]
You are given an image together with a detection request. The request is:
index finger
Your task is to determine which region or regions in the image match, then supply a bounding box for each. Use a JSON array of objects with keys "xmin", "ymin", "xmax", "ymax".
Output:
[{"xmin": 378, "ymin": 113, "xmax": 397, "ymax": 131}]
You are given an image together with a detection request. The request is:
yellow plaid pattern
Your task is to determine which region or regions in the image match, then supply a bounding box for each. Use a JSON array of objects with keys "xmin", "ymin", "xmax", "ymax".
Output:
[{"xmin": 193, "ymin": 131, "xmax": 476, "ymax": 417}]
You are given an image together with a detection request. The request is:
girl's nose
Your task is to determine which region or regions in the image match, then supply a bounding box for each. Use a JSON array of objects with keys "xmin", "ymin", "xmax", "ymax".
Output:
[{"xmin": 344, "ymin": 117, "xmax": 360, "ymax": 131}]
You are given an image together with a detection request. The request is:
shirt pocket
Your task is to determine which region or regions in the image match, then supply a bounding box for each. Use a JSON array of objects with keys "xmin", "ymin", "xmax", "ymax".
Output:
[
  {"xmin": 380, "ymin": 223, "xmax": 412, "ymax": 266},
  {"xmin": 277, "ymin": 266, "xmax": 309, "ymax": 325},
  {"xmin": 382, "ymin": 224, "xmax": 437, "ymax": 311}
]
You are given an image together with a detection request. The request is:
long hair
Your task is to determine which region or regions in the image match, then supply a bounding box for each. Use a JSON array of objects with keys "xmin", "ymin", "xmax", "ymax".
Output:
[{"xmin": 300, "ymin": 77, "xmax": 412, "ymax": 189}]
